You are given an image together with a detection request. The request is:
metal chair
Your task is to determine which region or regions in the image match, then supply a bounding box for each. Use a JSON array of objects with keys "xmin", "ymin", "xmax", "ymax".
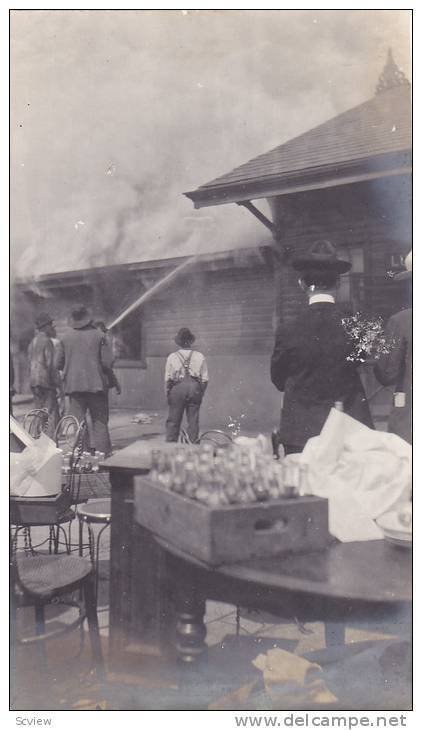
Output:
[
  {"xmin": 54, "ymin": 414, "xmax": 81, "ymax": 452},
  {"xmin": 199, "ymin": 429, "xmax": 234, "ymax": 449},
  {"xmin": 23, "ymin": 408, "xmax": 49, "ymax": 439},
  {"xmin": 178, "ymin": 428, "xmax": 192, "ymax": 444},
  {"xmin": 11, "ymin": 423, "xmax": 87, "ymax": 555},
  {"xmin": 10, "ymin": 532, "xmax": 105, "ymax": 679},
  {"xmin": 77, "ymin": 499, "xmax": 111, "ymax": 599}
]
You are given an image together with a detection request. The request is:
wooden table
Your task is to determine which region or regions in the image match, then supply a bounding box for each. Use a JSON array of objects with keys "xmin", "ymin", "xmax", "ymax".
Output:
[
  {"xmin": 155, "ymin": 537, "xmax": 411, "ymax": 665},
  {"xmin": 104, "ymin": 441, "xmax": 411, "ymax": 669}
]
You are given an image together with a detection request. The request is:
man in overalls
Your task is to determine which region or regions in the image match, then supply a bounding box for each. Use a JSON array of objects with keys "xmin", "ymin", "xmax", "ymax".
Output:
[{"xmin": 165, "ymin": 328, "xmax": 208, "ymax": 442}]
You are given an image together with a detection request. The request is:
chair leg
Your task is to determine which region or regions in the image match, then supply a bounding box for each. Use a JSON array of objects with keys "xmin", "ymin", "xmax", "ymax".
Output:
[
  {"xmin": 53, "ymin": 526, "xmax": 60, "ymax": 554},
  {"xmin": 78, "ymin": 519, "xmax": 84, "ymax": 557},
  {"xmin": 236, "ymin": 605, "xmax": 241, "ymax": 638},
  {"xmin": 87, "ymin": 524, "xmax": 95, "ymax": 566},
  {"xmin": 48, "ymin": 526, "xmax": 54, "ymax": 554},
  {"xmin": 57, "ymin": 525, "xmax": 70, "ymax": 554},
  {"xmin": 95, "ymin": 523, "xmax": 110, "ymax": 601},
  {"xmin": 34, "ymin": 604, "xmax": 48, "ymax": 667},
  {"xmin": 82, "ymin": 575, "xmax": 105, "ymax": 680}
]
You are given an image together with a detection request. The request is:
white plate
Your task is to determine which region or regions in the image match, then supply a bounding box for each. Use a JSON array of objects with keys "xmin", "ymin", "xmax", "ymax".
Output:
[
  {"xmin": 376, "ymin": 510, "xmax": 412, "ymax": 535},
  {"xmin": 384, "ymin": 534, "xmax": 412, "ymax": 549}
]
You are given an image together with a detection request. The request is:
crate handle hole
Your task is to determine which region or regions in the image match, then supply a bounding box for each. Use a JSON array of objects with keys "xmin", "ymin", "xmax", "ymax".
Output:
[{"xmin": 254, "ymin": 518, "xmax": 288, "ymax": 533}]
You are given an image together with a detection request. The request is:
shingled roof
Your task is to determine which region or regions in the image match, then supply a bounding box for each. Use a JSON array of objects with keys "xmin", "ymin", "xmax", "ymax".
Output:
[{"xmin": 185, "ymin": 76, "xmax": 411, "ymax": 209}]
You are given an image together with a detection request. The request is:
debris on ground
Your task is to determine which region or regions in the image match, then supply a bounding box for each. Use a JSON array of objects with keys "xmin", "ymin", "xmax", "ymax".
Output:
[{"xmin": 131, "ymin": 412, "xmax": 158, "ymax": 424}]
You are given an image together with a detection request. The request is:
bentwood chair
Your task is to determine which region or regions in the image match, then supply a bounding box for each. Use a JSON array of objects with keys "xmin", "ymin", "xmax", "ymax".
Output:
[
  {"xmin": 10, "ymin": 532, "xmax": 105, "ymax": 679},
  {"xmin": 11, "ymin": 421, "xmax": 87, "ymax": 555},
  {"xmin": 23, "ymin": 408, "xmax": 49, "ymax": 439},
  {"xmin": 199, "ymin": 429, "xmax": 234, "ymax": 450}
]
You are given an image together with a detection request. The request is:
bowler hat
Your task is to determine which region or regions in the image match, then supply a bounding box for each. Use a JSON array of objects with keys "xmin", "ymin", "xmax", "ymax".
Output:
[
  {"xmin": 175, "ymin": 327, "xmax": 195, "ymax": 347},
  {"xmin": 292, "ymin": 240, "xmax": 351, "ymax": 275},
  {"xmin": 394, "ymin": 251, "xmax": 412, "ymax": 281},
  {"xmin": 35, "ymin": 312, "xmax": 53, "ymax": 329},
  {"xmin": 70, "ymin": 305, "xmax": 93, "ymax": 329}
]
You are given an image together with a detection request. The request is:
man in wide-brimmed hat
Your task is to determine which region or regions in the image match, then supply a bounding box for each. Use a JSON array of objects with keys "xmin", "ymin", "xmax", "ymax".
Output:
[
  {"xmin": 164, "ymin": 327, "xmax": 208, "ymax": 442},
  {"xmin": 270, "ymin": 240, "xmax": 373, "ymax": 455},
  {"xmin": 55, "ymin": 305, "xmax": 114, "ymax": 455},
  {"xmin": 27, "ymin": 311, "xmax": 60, "ymax": 435},
  {"xmin": 374, "ymin": 251, "xmax": 412, "ymax": 444}
]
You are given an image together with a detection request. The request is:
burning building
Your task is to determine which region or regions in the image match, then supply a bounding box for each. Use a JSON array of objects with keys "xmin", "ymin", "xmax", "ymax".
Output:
[{"xmin": 12, "ymin": 52, "xmax": 411, "ymax": 429}]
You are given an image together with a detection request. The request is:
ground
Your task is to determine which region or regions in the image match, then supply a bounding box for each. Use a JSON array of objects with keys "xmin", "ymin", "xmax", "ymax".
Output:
[{"xmin": 11, "ymin": 401, "xmax": 410, "ymax": 711}]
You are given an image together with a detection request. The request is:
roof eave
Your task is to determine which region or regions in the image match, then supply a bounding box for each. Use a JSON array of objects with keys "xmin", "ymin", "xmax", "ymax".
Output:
[
  {"xmin": 184, "ymin": 150, "xmax": 411, "ymax": 208},
  {"xmin": 14, "ymin": 245, "xmax": 274, "ymax": 289}
]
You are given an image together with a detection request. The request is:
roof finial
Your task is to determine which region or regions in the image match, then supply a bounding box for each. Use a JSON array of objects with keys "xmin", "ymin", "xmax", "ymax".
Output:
[{"xmin": 376, "ymin": 48, "xmax": 410, "ymax": 94}]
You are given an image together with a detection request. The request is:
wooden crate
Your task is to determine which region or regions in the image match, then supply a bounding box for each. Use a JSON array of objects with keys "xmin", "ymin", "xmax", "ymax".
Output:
[{"xmin": 134, "ymin": 477, "xmax": 329, "ymax": 566}]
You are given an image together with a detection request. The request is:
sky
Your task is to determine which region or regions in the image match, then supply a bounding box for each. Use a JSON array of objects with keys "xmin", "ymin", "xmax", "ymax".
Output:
[{"xmin": 10, "ymin": 9, "xmax": 411, "ymax": 277}]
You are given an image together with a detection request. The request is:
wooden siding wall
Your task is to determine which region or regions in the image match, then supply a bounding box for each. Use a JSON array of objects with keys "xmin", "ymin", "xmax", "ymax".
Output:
[
  {"xmin": 143, "ymin": 266, "xmax": 275, "ymax": 358},
  {"xmin": 138, "ymin": 265, "xmax": 279, "ymax": 427},
  {"xmin": 269, "ymin": 176, "xmax": 411, "ymax": 324}
]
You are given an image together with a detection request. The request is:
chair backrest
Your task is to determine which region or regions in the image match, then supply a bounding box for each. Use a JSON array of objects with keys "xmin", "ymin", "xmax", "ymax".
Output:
[
  {"xmin": 199, "ymin": 430, "xmax": 233, "ymax": 449},
  {"xmin": 55, "ymin": 415, "xmax": 86, "ymax": 451},
  {"xmin": 60, "ymin": 419, "xmax": 88, "ymax": 507},
  {"xmin": 178, "ymin": 428, "xmax": 192, "ymax": 444},
  {"xmin": 23, "ymin": 409, "xmax": 49, "ymax": 439}
]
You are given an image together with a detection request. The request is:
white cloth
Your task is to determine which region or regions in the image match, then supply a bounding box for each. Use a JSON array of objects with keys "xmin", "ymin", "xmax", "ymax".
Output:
[
  {"xmin": 164, "ymin": 349, "xmax": 208, "ymax": 384},
  {"xmin": 285, "ymin": 409, "xmax": 411, "ymax": 542}
]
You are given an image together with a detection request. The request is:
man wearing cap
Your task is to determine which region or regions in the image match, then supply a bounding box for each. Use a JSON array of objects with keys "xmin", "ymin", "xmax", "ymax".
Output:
[
  {"xmin": 165, "ymin": 327, "xmax": 208, "ymax": 442},
  {"xmin": 27, "ymin": 312, "xmax": 60, "ymax": 435},
  {"xmin": 271, "ymin": 241, "xmax": 373, "ymax": 455},
  {"xmin": 55, "ymin": 305, "xmax": 114, "ymax": 456},
  {"xmin": 374, "ymin": 252, "xmax": 412, "ymax": 444}
]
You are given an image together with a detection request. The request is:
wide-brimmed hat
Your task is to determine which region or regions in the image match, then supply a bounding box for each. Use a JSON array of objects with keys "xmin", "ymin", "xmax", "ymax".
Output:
[
  {"xmin": 175, "ymin": 327, "xmax": 195, "ymax": 347},
  {"xmin": 394, "ymin": 251, "xmax": 412, "ymax": 281},
  {"xmin": 292, "ymin": 240, "xmax": 351, "ymax": 275},
  {"xmin": 35, "ymin": 312, "xmax": 53, "ymax": 329},
  {"xmin": 70, "ymin": 305, "xmax": 93, "ymax": 329}
]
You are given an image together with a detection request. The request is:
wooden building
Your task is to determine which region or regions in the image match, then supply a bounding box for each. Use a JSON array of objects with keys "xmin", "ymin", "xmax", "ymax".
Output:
[
  {"xmin": 184, "ymin": 52, "xmax": 412, "ymax": 420},
  {"xmin": 185, "ymin": 51, "xmax": 411, "ymax": 324},
  {"xmin": 13, "ymin": 53, "xmax": 411, "ymax": 429},
  {"xmin": 13, "ymin": 246, "xmax": 282, "ymax": 428}
]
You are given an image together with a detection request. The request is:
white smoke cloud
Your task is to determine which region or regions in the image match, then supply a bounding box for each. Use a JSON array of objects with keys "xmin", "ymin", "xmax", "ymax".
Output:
[{"xmin": 10, "ymin": 9, "xmax": 411, "ymax": 277}]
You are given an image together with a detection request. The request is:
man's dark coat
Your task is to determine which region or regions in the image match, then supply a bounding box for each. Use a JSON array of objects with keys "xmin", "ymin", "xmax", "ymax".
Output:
[
  {"xmin": 270, "ymin": 302, "xmax": 373, "ymax": 449},
  {"xmin": 374, "ymin": 308, "xmax": 412, "ymax": 444}
]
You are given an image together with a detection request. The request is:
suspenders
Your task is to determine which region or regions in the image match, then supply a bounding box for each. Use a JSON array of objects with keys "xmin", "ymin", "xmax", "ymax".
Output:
[{"xmin": 176, "ymin": 350, "xmax": 194, "ymax": 377}]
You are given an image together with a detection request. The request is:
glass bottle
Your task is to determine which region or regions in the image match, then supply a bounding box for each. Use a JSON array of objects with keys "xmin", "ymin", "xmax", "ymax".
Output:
[
  {"xmin": 195, "ymin": 465, "xmax": 211, "ymax": 504},
  {"xmin": 157, "ymin": 452, "xmax": 172, "ymax": 490},
  {"xmin": 149, "ymin": 449, "xmax": 161, "ymax": 483},
  {"xmin": 252, "ymin": 459, "xmax": 269, "ymax": 502},
  {"xmin": 184, "ymin": 462, "xmax": 199, "ymax": 499},
  {"xmin": 299, "ymin": 463, "xmax": 312, "ymax": 496},
  {"xmin": 224, "ymin": 464, "xmax": 240, "ymax": 504},
  {"xmin": 283, "ymin": 460, "xmax": 300, "ymax": 498}
]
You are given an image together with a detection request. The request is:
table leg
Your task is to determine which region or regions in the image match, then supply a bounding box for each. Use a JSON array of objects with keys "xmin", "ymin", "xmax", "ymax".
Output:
[{"xmin": 173, "ymin": 563, "xmax": 207, "ymax": 666}]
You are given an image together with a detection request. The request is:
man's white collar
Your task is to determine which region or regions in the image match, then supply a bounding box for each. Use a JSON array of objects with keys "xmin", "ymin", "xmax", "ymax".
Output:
[{"xmin": 309, "ymin": 294, "xmax": 335, "ymax": 305}]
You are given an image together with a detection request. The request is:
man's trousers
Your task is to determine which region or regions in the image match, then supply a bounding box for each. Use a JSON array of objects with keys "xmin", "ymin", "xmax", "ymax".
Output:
[
  {"xmin": 166, "ymin": 379, "xmax": 203, "ymax": 443},
  {"xmin": 68, "ymin": 391, "xmax": 112, "ymax": 456}
]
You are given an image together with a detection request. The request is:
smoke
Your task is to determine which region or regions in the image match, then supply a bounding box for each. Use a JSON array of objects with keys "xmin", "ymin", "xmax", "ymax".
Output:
[{"xmin": 10, "ymin": 9, "xmax": 411, "ymax": 278}]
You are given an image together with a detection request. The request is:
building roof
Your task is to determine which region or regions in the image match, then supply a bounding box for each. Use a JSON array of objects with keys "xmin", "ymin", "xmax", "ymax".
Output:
[
  {"xmin": 185, "ymin": 82, "xmax": 411, "ymax": 209},
  {"xmin": 15, "ymin": 244, "xmax": 274, "ymax": 291}
]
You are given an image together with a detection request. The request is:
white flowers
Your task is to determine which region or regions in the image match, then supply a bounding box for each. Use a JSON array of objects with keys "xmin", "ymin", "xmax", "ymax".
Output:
[
  {"xmin": 342, "ymin": 313, "xmax": 395, "ymax": 363},
  {"xmin": 227, "ymin": 413, "xmax": 246, "ymax": 437}
]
